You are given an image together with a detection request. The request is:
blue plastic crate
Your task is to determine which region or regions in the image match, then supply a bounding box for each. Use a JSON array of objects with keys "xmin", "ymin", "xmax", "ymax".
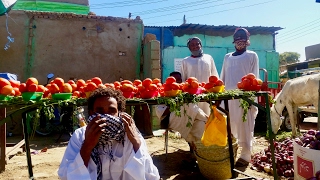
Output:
[{"xmin": 0, "ymin": 73, "xmax": 18, "ymax": 81}]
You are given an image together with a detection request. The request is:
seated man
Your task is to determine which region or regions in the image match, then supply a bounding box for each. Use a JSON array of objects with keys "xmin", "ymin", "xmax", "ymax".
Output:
[
  {"xmin": 156, "ymin": 72, "xmax": 208, "ymax": 151},
  {"xmin": 58, "ymin": 87, "xmax": 160, "ymax": 180}
]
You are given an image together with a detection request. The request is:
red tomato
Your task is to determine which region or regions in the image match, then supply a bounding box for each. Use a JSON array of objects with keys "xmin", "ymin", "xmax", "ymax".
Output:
[
  {"xmin": 165, "ymin": 76, "xmax": 176, "ymax": 84},
  {"xmin": 19, "ymin": 83, "xmax": 27, "ymax": 93},
  {"xmin": 209, "ymin": 75, "xmax": 219, "ymax": 83},
  {"xmin": 27, "ymin": 83, "xmax": 38, "ymax": 92},
  {"xmin": 142, "ymin": 78, "xmax": 152, "ymax": 87},
  {"xmin": 170, "ymin": 82, "xmax": 180, "ymax": 90},
  {"xmin": 215, "ymin": 80, "xmax": 224, "ymax": 86},
  {"xmin": 91, "ymin": 77, "xmax": 102, "ymax": 85}
]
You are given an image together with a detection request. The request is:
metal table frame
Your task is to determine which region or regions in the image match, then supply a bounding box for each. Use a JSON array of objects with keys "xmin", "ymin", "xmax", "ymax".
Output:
[{"xmin": 0, "ymin": 91, "xmax": 278, "ymax": 180}]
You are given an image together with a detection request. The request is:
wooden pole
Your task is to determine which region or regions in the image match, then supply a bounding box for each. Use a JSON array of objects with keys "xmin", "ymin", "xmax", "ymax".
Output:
[
  {"xmin": 264, "ymin": 93, "xmax": 278, "ymax": 180},
  {"xmin": 0, "ymin": 108, "xmax": 6, "ymax": 172},
  {"xmin": 22, "ymin": 112, "xmax": 34, "ymax": 179},
  {"xmin": 222, "ymin": 100, "xmax": 235, "ymax": 178},
  {"xmin": 318, "ymin": 81, "xmax": 320, "ymax": 130}
]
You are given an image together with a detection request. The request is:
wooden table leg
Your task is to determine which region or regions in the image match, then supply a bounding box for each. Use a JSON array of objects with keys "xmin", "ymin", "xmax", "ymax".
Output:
[
  {"xmin": 264, "ymin": 93, "xmax": 278, "ymax": 180},
  {"xmin": 0, "ymin": 108, "xmax": 6, "ymax": 172},
  {"xmin": 22, "ymin": 112, "xmax": 34, "ymax": 179},
  {"xmin": 223, "ymin": 100, "xmax": 236, "ymax": 178},
  {"xmin": 133, "ymin": 104, "xmax": 153, "ymax": 137}
]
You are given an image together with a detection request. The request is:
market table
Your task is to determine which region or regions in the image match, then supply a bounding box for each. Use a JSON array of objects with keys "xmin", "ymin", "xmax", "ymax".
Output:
[{"xmin": 0, "ymin": 90, "xmax": 278, "ymax": 180}]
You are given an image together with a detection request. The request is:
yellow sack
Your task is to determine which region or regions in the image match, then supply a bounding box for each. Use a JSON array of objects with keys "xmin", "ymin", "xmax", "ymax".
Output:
[{"xmin": 201, "ymin": 105, "xmax": 227, "ymax": 146}]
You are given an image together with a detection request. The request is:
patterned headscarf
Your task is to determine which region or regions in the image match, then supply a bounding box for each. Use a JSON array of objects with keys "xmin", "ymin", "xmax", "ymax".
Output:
[
  {"xmin": 87, "ymin": 113, "xmax": 125, "ymax": 180},
  {"xmin": 233, "ymin": 28, "xmax": 251, "ymax": 46},
  {"xmin": 187, "ymin": 37, "xmax": 202, "ymax": 47}
]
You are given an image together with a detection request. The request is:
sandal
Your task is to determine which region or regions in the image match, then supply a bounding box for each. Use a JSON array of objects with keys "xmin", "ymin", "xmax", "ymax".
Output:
[{"xmin": 235, "ymin": 158, "xmax": 249, "ymax": 167}]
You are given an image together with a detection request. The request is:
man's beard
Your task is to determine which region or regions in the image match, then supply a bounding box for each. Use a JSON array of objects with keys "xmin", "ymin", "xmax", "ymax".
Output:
[{"xmin": 191, "ymin": 49, "xmax": 203, "ymax": 57}]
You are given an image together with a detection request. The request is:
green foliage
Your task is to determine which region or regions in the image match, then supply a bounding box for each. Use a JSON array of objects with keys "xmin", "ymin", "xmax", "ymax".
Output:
[
  {"xmin": 1, "ymin": 90, "xmax": 262, "ymax": 131},
  {"xmin": 239, "ymin": 98, "xmax": 251, "ymax": 122},
  {"xmin": 0, "ymin": 96, "xmax": 85, "ymax": 137},
  {"xmin": 280, "ymin": 52, "xmax": 300, "ymax": 65},
  {"xmin": 275, "ymin": 131, "xmax": 293, "ymax": 141},
  {"xmin": 260, "ymin": 129, "xmax": 294, "ymax": 142},
  {"xmin": 157, "ymin": 89, "xmax": 258, "ymax": 124}
]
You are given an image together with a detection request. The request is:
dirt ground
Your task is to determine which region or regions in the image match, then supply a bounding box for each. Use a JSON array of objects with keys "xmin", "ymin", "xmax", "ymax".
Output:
[{"xmin": 0, "ymin": 130, "xmax": 281, "ymax": 180}]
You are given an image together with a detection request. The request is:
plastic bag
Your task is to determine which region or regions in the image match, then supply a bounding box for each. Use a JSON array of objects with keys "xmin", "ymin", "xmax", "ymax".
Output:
[{"xmin": 201, "ymin": 105, "xmax": 227, "ymax": 146}]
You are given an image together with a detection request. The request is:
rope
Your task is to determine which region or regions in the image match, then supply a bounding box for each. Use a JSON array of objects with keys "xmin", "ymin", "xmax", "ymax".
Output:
[
  {"xmin": 4, "ymin": 12, "xmax": 14, "ymax": 51},
  {"xmin": 5, "ymin": 13, "xmax": 11, "ymax": 36},
  {"xmin": 274, "ymin": 105, "xmax": 282, "ymax": 117}
]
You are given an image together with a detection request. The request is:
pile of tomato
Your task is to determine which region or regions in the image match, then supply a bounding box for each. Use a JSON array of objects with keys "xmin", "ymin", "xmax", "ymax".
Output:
[{"xmin": 0, "ymin": 73, "xmax": 261, "ymax": 100}]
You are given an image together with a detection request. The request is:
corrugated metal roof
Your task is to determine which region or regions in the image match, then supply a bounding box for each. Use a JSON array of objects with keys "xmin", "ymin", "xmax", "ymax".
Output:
[
  {"xmin": 146, "ymin": 23, "xmax": 283, "ymax": 35},
  {"xmin": 281, "ymin": 58, "xmax": 320, "ymax": 68}
]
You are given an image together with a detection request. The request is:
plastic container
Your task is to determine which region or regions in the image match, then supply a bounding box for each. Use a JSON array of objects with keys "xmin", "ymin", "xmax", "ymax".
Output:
[
  {"xmin": 207, "ymin": 85, "xmax": 225, "ymax": 93},
  {"xmin": 0, "ymin": 94, "xmax": 8, "ymax": 101},
  {"xmin": 140, "ymin": 90, "xmax": 159, "ymax": 99},
  {"xmin": 164, "ymin": 90, "xmax": 182, "ymax": 97},
  {"xmin": 122, "ymin": 91, "xmax": 135, "ymax": 99},
  {"xmin": 85, "ymin": 91, "xmax": 92, "ymax": 98},
  {"xmin": 241, "ymin": 85, "xmax": 262, "ymax": 92},
  {"xmin": 187, "ymin": 88, "xmax": 203, "ymax": 95},
  {"xmin": 22, "ymin": 92, "xmax": 43, "ymax": 101},
  {"xmin": 52, "ymin": 93, "xmax": 72, "ymax": 100},
  {"xmin": 293, "ymin": 141, "xmax": 320, "ymax": 180},
  {"xmin": 0, "ymin": 73, "xmax": 18, "ymax": 80}
]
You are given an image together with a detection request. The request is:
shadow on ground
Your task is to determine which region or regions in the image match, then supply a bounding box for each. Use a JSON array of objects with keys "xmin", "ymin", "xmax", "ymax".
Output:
[{"xmin": 151, "ymin": 148, "xmax": 207, "ymax": 180}]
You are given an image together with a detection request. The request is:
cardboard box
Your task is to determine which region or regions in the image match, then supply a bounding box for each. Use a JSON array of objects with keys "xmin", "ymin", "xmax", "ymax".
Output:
[{"xmin": 294, "ymin": 141, "xmax": 320, "ymax": 180}]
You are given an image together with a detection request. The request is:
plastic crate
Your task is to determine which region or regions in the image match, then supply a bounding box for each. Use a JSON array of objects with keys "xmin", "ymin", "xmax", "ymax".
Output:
[{"xmin": 0, "ymin": 73, "xmax": 18, "ymax": 81}]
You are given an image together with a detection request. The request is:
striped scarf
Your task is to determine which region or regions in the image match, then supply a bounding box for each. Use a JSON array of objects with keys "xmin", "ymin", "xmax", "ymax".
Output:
[{"xmin": 87, "ymin": 113, "xmax": 125, "ymax": 180}]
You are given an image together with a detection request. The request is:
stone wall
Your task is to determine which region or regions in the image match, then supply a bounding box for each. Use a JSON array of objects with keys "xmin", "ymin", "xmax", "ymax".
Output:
[
  {"xmin": 142, "ymin": 37, "xmax": 161, "ymax": 129},
  {"xmin": 0, "ymin": 10, "xmax": 143, "ymax": 84}
]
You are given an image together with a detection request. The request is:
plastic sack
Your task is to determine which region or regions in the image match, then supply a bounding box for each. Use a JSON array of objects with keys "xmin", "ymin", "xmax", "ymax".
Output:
[
  {"xmin": 0, "ymin": 0, "xmax": 17, "ymax": 16},
  {"xmin": 201, "ymin": 105, "xmax": 227, "ymax": 146}
]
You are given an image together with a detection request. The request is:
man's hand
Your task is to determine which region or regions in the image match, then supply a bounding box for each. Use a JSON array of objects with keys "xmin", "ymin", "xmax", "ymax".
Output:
[
  {"xmin": 121, "ymin": 112, "xmax": 141, "ymax": 153},
  {"xmin": 80, "ymin": 115, "xmax": 107, "ymax": 166}
]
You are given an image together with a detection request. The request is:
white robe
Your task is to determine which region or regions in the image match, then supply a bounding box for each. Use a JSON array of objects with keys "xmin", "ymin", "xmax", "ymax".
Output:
[
  {"xmin": 220, "ymin": 50, "xmax": 259, "ymax": 162},
  {"xmin": 180, "ymin": 54, "xmax": 219, "ymax": 116},
  {"xmin": 155, "ymin": 104, "xmax": 208, "ymax": 143},
  {"xmin": 58, "ymin": 127, "xmax": 160, "ymax": 180}
]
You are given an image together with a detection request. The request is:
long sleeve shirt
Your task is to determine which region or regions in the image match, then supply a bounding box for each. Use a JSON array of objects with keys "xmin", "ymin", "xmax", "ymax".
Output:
[
  {"xmin": 180, "ymin": 54, "xmax": 219, "ymax": 83},
  {"xmin": 180, "ymin": 54, "xmax": 219, "ymax": 115},
  {"xmin": 58, "ymin": 127, "xmax": 160, "ymax": 180},
  {"xmin": 220, "ymin": 50, "xmax": 259, "ymax": 90}
]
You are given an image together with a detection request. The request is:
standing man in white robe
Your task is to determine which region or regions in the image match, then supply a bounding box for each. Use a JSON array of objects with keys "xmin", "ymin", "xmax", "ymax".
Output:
[
  {"xmin": 58, "ymin": 87, "xmax": 160, "ymax": 180},
  {"xmin": 180, "ymin": 37, "xmax": 219, "ymax": 115},
  {"xmin": 220, "ymin": 28, "xmax": 259, "ymax": 166}
]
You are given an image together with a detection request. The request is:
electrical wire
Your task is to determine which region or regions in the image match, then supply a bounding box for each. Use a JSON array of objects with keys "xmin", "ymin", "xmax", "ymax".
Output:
[
  {"xmin": 141, "ymin": 0, "xmax": 245, "ymax": 20},
  {"xmin": 277, "ymin": 28, "xmax": 320, "ymax": 45},
  {"xmin": 90, "ymin": 0, "xmax": 168, "ymax": 9},
  {"xmin": 131, "ymin": 0, "xmax": 225, "ymax": 16},
  {"xmin": 277, "ymin": 26, "xmax": 320, "ymax": 42},
  {"xmin": 147, "ymin": 0, "xmax": 276, "ymax": 25},
  {"xmin": 277, "ymin": 18, "xmax": 320, "ymax": 39},
  {"xmin": 276, "ymin": 16, "xmax": 320, "ymax": 45},
  {"xmin": 90, "ymin": 0, "xmax": 156, "ymax": 7},
  {"xmin": 90, "ymin": 0, "xmax": 242, "ymax": 19}
]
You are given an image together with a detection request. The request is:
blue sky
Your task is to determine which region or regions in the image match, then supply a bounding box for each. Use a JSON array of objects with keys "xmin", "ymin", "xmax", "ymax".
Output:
[{"xmin": 90, "ymin": 0, "xmax": 320, "ymax": 61}]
